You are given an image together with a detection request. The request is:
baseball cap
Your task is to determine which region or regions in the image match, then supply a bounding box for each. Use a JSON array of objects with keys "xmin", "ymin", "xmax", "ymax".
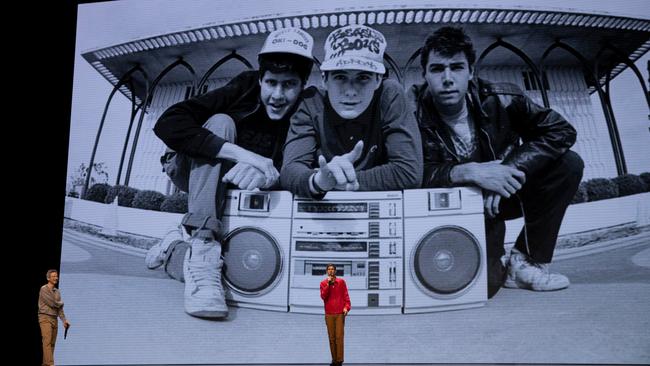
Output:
[
  {"xmin": 321, "ymin": 24, "xmax": 386, "ymax": 74},
  {"xmin": 258, "ymin": 27, "xmax": 314, "ymax": 60}
]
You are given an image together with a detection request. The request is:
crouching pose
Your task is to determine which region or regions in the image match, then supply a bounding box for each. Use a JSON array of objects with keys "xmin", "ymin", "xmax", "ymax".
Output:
[
  {"xmin": 411, "ymin": 27, "xmax": 583, "ymax": 297},
  {"xmin": 146, "ymin": 27, "xmax": 315, "ymax": 318}
]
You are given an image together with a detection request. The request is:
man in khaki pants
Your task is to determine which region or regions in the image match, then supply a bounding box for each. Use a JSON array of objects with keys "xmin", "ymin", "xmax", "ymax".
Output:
[
  {"xmin": 320, "ymin": 264, "xmax": 351, "ymax": 366},
  {"xmin": 38, "ymin": 269, "xmax": 70, "ymax": 366}
]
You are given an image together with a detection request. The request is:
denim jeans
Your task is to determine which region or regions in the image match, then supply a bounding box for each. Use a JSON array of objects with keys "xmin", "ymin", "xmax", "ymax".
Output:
[
  {"xmin": 485, "ymin": 150, "xmax": 584, "ymax": 297},
  {"xmin": 161, "ymin": 114, "xmax": 236, "ymax": 281},
  {"xmin": 163, "ymin": 113, "xmax": 237, "ymax": 238}
]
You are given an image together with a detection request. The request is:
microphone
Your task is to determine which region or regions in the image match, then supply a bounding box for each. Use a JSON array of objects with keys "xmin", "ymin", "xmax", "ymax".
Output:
[{"xmin": 64, "ymin": 326, "xmax": 68, "ymax": 339}]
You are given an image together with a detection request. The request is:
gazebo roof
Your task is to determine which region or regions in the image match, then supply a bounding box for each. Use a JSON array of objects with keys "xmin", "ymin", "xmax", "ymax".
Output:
[{"xmin": 81, "ymin": 4, "xmax": 650, "ymax": 104}]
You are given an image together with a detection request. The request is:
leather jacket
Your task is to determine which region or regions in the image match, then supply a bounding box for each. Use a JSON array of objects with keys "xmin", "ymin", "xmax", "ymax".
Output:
[{"xmin": 410, "ymin": 78, "xmax": 577, "ymax": 188}]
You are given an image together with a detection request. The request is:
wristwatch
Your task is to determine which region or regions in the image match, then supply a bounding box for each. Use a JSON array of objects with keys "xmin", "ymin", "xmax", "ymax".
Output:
[{"xmin": 310, "ymin": 172, "xmax": 327, "ymax": 194}]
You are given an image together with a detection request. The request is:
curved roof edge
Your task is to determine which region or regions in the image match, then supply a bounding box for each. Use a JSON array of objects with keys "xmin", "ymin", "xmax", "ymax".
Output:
[{"xmin": 84, "ymin": 7, "xmax": 650, "ymax": 60}]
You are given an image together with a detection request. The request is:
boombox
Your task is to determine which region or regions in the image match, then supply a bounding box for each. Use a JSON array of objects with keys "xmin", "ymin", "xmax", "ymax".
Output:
[
  {"xmin": 403, "ymin": 187, "xmax": 487, "ymax": 313},
  {"xmin": 221, "ymin": 190, "xmax": 292, "ymax": 312},
  {"xmin": 289, "ymin": 191, "xmax": 404, "ymax": 315},
  {"xmin": 219, "ymin": 188, "xmax": 486, "ymax": 314}
]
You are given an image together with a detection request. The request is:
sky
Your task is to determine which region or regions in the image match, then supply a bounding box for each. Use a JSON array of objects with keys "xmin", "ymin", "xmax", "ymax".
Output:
[{"xmin": 67, "ymin": 0, "xmax": 650, "ymax": 189}]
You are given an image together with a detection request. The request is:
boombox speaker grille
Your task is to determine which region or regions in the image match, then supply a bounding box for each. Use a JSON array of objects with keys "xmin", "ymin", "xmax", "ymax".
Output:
[
  {"xmin": 222, "ymin": 227, "xmax": 282, "ymax": 295},
  {"xmin": 413, "ymin": 226, "xmax": 480, "ymax": 296}
]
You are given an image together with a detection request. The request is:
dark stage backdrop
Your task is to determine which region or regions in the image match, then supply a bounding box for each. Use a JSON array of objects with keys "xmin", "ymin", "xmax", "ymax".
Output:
[
  {"xmin": 27, "ymin": 3, "xmax": 76, "ymax": 365},
  {"xmin": 31, "ymin": 1, "xmax": 650, "ymax": 365}
]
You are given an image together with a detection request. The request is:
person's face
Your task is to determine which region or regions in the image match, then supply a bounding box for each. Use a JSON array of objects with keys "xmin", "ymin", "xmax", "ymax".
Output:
[
  {"xmin": 424, "ymin": 50, "xmax": 473, "ymax": 115},
  {"xmin": 327, "ymin": 266, "xmax": 336, "ymax": 277},
  {"xmin": 47, "ymin": 272, "xmax": 59, "ymax": 285},
  {"xmin": 325, "ymin": 70, "xmax": 382, "ymax": 119},
  {"xmin": 259, "ymin": 70, "xmax": 303, "ymax": 120}
]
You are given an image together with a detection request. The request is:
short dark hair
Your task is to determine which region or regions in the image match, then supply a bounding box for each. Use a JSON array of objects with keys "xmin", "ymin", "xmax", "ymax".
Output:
[
  {"xmin": 326, "ymin": 263, "xmax": 336, "ymax": 271},
  {"xmin": 46, "ymin": 269, "xmax": 58, "ymax": 279},
  {"xmin": 258, "ymin": 53, "xmax": 314, "ymax": 85},
  {"xmin": 420, "ymin": 27, "xmax": 476, "ymax": 73}
]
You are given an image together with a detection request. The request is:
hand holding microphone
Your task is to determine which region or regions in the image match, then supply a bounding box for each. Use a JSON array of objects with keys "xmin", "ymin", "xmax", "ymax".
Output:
[{"xmin": 328, "ymin": 274, "xmax": 336, "ymax": 285}]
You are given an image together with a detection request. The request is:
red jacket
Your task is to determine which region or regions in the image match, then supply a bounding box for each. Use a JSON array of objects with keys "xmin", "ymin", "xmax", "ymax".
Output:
[{"xmin": 320, "ymin": 277, "xmax": 351, "ymax": 315}]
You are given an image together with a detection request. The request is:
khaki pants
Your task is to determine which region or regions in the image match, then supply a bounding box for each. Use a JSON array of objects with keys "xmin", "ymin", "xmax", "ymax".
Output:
[
  {"xmin": 325, "ymin": 313, "xmax": 345, "ymax": 363},
  {"xmin": 39, "ymin": 314, "xmax": 57, "ymax": 366}
]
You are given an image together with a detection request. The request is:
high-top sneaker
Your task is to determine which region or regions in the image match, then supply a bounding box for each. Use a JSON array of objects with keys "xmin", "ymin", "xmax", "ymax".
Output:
[
  {"xmin": 183, "ymin": 236, "xmax": 228, "ymax": 318},
  {"xmin": 504, "ymin": 249, "xmax": 570, "ymax": 291}
]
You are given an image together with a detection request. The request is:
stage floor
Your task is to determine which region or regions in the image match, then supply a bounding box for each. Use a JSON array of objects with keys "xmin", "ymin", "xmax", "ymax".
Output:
[{"xmin": 56, "ymin": 229, "xmax": 650, "ymax": 365}]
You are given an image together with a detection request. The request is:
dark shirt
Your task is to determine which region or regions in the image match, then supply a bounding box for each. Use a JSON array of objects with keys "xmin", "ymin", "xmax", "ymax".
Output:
[
  {"xmin": 326, "ymin": 93, "xmax": 376, "ymax": 154},
  {"xmin": 235, "ymin": 105, "xmax": 290, "ymax": 170}
]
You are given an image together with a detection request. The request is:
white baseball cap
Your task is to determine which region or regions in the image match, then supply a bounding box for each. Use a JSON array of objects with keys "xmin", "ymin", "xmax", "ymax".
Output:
[
  {"xmin": 258, "ymin": 27, "xmax": 314, "ymax": 60},
  {"xmin": 321, "ymin": 24, "xmax": 386, "ymax": 74}
]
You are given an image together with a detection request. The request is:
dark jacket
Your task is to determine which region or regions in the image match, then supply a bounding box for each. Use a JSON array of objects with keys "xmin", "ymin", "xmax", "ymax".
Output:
[
  {"xmin": 282, "ymin": 79, "xmax": 423, "ymax": 198},
  {"xmin": 411, "ymin": 78, "xmax": 577, "ymax": 188},
  {"xmin": 153, "ymin": 70, "xmax": 291, "ymax": 169}
]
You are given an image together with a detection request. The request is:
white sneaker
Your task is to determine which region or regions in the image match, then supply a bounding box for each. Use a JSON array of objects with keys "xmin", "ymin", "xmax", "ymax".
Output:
[
  {"xmin": 145, "ymin": 224, "xmax": 184, "ymax": 269},
  {"xmin": 504, "ymin": 250, "xmax": 570, "ymax": 291},
  {"xmin": 183, "ymin": 237, "xmax": 228, "ymax": 318}
]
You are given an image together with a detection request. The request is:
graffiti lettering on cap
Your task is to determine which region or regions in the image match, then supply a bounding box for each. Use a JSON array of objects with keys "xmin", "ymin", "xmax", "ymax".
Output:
[
  {"xmin": 322, "ymin": 25, "xmax": 386, "ymax": 72},
  {"xmin": 329, "ymin": 26, "xmax": 383, "ymax": 45},
  {"xmin": 334, "ymin": 59, "xmax": 378, "ymax": 71},
  {"xmin": 330, "ymin": 37, "xmax": 382, "ymax": 56}
]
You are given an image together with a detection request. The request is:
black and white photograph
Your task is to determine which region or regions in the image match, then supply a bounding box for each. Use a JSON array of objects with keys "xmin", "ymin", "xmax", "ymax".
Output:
[{"xmin": 41, "ymin": 0, "xmax": 650, "ymax": 365}]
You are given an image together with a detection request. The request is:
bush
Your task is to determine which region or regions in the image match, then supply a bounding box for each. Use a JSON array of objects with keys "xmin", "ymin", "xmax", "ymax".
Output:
[
  {"xmin": 161, "ymin": 192, "xmax": 188, "ymax": 214},
  {"xmin": 612, "ymin": 174, "xmax": 646, "ymax": 197},
  {"xmin": 640, "ymin": 172, "xmax": 650, "ymax": 192},
  {"xmin": 132, "ymin": 190, "xmax": 167, "ymax": 211},
  {"xmin": 584, "ymin": 178, "xmax": 619, "ymax": 202},
  {"xmin": 83, "ymin": 183, "xmax": 111, "ymax": 203},
  {"xmin": 571, "ymin": 181, "xmax": 588, "ymax": 204},
  {"xmin": 104, "ymin": 185, "xmax": 139, "ymax": 207}
]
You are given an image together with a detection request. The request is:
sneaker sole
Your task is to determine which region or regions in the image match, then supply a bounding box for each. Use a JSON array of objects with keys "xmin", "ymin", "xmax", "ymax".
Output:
[
  {"xmin": 186, "ymin": 309, "xmax": 229, "ymax": 318},
  {"xmin": 504, "ymin": 277, "xmax": 569, "ymax": 291},
  {"xmin": 145, "ymin": 253, "xmax": 165, "ymax": 269},
  {"xmin": 503, "ymin": 277, "xmax": 523, "ymax": 289}
]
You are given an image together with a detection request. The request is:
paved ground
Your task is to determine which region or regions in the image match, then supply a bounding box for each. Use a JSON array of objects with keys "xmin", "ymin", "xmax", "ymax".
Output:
[{"xmin": 56, "ymin": 229, "xmax": 650, "ymax": 365}]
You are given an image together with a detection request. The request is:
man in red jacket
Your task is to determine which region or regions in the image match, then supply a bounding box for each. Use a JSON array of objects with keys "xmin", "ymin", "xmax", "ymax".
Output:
[{"xmin": 320, "ymin": 263, "xmax": 351, "ymax": 366}]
